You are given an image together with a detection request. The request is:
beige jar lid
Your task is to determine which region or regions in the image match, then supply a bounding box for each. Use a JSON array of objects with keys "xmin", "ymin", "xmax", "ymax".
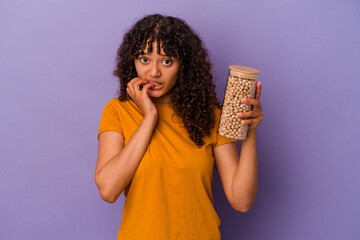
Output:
[{"xmin": 229, "ymin": 65, "xmax": 260, "ymax": 77}]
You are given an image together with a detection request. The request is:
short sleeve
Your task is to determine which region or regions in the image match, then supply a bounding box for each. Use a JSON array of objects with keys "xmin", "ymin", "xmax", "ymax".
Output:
[
  {"xmin": 97, "ymin": 98, "xmax": 123, "ymax": 140},
  {"xmin": 214, "ymin": 106, "xmax": 237, "ymax": 147},
  {"xmin": 215, "ymin": 132, "xmax": 237, "ymax": 147}
]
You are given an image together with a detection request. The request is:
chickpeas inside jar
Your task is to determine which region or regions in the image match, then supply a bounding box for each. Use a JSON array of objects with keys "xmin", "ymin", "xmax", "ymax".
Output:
[{"xmin": 218, "ymin": 65, "xmax": 260, "ymax": 140}]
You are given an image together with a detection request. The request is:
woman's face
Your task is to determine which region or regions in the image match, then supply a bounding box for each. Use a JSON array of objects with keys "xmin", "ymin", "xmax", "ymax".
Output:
[{"xmin": 134, "ymin": 40, "xmax": 180, "ymax": 103}]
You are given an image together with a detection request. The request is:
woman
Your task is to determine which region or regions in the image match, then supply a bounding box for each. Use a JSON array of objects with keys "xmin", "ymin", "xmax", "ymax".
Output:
[{"xmin": 95, "ymin": 14, "xmax": 263, "ymax": 240}]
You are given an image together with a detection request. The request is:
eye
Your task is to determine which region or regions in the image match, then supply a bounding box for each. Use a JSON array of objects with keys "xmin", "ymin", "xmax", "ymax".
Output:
[
  {"xmin": 162, "ymin": 59, "xmax": 172, "ymax": 66},
  {"xmin": 140, "ymin": 57, "xmax": 149, "ymax": 63}
]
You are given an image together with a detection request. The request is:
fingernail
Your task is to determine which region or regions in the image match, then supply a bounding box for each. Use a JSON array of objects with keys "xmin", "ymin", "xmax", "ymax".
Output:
[
  {"xmin": 241, "ymin": 98, "xmax": 247, "ymax": 102},
  {"xmin": 238, "ymin": 112, "xmax": 243, "ymax": 117},
  {"xmin": 241, "ymin": 120, "xmax": 246, "ymax": 124}
]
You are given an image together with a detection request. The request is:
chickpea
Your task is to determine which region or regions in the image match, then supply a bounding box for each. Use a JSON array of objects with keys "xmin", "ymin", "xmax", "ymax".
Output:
[{"xmin": 218, "ymin": 66, "xmax": 260, "ymax": 140}]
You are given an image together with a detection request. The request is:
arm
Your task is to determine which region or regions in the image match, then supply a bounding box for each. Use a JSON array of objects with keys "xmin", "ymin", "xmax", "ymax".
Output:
[
  {"xmin": 213, "ymin": 135, "xmax": 258, "ymax": 212},
  {"xmin": 214, "ymin": 81, "xmax": 263, "ymax": 212},
  {"xmin": 95, "ymin": 115, "xmax": 157, "ymax": 203},
  {"xmin": 94, "ymin": 78, "xmax": 157, "ymax": 203},
  {"xmin": 233, "ymin": 129, "xmax": 258, "ymax": 211}
]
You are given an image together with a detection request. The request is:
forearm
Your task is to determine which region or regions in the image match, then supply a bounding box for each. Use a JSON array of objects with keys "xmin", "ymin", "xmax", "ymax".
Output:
[
  {"xmin": 97, "ymin": 116, "xmax": 157, "ymax": 202},
  {"xmin": 231, "ymin": 129, "xmax": 258, "ymax": 211}
]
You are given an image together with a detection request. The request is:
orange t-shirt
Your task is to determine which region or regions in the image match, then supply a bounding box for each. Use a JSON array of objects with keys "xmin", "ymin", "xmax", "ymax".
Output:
[{"xmin": 97, "ymin": 98, "xmax": 236, "ymax": 240}]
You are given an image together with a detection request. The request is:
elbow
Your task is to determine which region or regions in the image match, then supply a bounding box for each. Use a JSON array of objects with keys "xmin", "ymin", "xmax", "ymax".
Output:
[
  {"xmin": 98, "ymin": 188, "xmax": 118, "ymax": 203},
  {"xmin": 94, "ymin": 175, "xmax": 119, "ymax": 203},
  {"xmin": 231, "ymin": 191, "xmax": 257, "ymax": 213},
  {"xmin": 233, "ymin": 205, "xmax": 252, "ymax": 213},
  {"xmin": 102, "ymin": 196, "xmax": 117, "ymax": 204},
  {"xmin": 231, "ymin": 200, "xmax": 254, "ymax": 213}
]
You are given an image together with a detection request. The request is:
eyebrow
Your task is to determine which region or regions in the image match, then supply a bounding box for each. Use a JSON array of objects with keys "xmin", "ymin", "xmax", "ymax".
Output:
[{"xmin": 141, "ymin": 52, "xmax": 168, "ymax": 57}]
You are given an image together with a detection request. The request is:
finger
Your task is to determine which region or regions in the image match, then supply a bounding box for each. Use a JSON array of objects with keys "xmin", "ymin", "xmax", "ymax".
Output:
[
  {"xmin": 127, "ymin": 77, "xmax": 141, "ymax": 86},
  {"xmin": 127, "ymin": 81, "xmax": 136, "ymax": 98},
  {"xmin": 126, "ymin": 83, "xmax": 136, "ymax": 99},
  {"xmin": 237, "ymin": 110, "xmax": 262, "ymax": 118},
  {"xmin": 128, "ymin": 78, "xmax": 144, "ymax": 92},
  {"xmin": 127, "ymin": 78, "xmax": 146, "ymax": 96},
  {"xmin": 129, "ymin": 77, "xmax": 143, "ymax": 83},
  {"xmin": 134, "ymin": 79, "xmax": 149, "ymax": 93},
  {"xmin": 254, "ymin": 81, "xmax": 262, "ymax": 100},
  {"xmin": 141, "ymin": 83, "xmax": 153, "ymax": 98},
  {"xmin": 241, "ymin": 97, "xmax": 260, "ymax": 108},
  {"xmin": 241, "ymin": 116, "xmax": 262, "ymax": 125}
]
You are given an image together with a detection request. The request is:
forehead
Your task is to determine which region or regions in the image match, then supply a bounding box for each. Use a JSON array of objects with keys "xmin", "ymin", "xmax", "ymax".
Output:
[{"xmin": 141, "ymin": 40, "xmax": 167, "ymax": 55}]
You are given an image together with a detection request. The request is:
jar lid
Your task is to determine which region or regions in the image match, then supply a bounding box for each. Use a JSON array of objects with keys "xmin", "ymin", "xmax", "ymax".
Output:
[{"xmin": 229, "ymin": 65, "xmax": 260, "ymax": 76}]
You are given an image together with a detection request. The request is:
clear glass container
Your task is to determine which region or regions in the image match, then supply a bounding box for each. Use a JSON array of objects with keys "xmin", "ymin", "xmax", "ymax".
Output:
[{"xmin": 218, "ymin": 65, "xmax": 260, "ymax": 140}]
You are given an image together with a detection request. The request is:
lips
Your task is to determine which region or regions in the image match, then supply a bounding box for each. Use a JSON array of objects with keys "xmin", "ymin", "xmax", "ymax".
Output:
[{"xmin": 147, "ymin": 81, "xmax": 163, "ymax": 90}]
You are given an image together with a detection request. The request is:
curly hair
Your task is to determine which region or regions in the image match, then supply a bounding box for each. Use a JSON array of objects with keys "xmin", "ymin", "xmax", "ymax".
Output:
[{"xmin": 113, "ymin": 14, "xmax": 220, "ymax": 147}]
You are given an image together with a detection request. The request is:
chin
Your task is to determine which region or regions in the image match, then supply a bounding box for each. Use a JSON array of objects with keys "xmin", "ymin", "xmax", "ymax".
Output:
[
  {"xmin": 148, "ymin": 90, "xmax": 166, "ymax": 98},
  {"xmin": 148, "ymin": 92, "xmax": 162, "ymax": 98},
  {"xmin": 148, "ymin": 90, "xmax": 172, "ymax": 103}
]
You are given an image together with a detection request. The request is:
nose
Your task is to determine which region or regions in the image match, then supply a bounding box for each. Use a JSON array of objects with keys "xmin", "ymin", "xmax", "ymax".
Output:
[{"xmin": 149, "ymin": 62, "xmax": 161, "ymax": 77}]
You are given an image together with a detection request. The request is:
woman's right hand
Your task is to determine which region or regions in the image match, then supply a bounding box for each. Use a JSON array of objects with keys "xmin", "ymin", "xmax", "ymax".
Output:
[{"xmin": 126, "ymin": 77, "xmax": 158, "ymax": 119}]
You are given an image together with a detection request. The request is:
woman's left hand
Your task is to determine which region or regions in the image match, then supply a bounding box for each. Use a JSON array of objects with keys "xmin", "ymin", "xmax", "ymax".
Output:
[{"xmin": 237, "ymin": 81, "xmax": 263, "ymax": 131}]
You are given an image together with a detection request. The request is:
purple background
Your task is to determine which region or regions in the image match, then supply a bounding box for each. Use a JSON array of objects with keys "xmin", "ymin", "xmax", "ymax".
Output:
[{"xmin": 1, "ymin": 0, "xmax": 359, "ymax": 239}]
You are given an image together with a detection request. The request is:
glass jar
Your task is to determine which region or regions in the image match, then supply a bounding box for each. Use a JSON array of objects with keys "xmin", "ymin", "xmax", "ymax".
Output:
[{"xmin": 218, "ymin": 65, "xmax": 260, "ymax": 140}]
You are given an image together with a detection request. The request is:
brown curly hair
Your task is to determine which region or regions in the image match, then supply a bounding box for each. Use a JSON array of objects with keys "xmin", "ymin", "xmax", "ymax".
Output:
[{"xmin": 113, "ymin": 14, "xmax": 220, "ymax": 147}]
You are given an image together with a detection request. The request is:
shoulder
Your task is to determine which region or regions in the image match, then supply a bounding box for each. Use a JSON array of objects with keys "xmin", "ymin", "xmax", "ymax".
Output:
[
  {"xmin": 105, "ymin": 97, "xmax": 124, "ymax": 107},
  {"xmin": 103, "ymin": 98, "xmax": 135, "ymax": 111},
  {"xmin": 214, "ymin": 105, "xmax": 222, "ymax": 114},
  {"xmin": 213, "ymin": 105, "xmax": 223, "ymax": 122},
  {"xmin": 102, "ymin": 98, "xmax": 141, "ymax": 119},
  {"xmin": 207, "ymin": 105, "xmax": 222, "ymax": 135}
]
